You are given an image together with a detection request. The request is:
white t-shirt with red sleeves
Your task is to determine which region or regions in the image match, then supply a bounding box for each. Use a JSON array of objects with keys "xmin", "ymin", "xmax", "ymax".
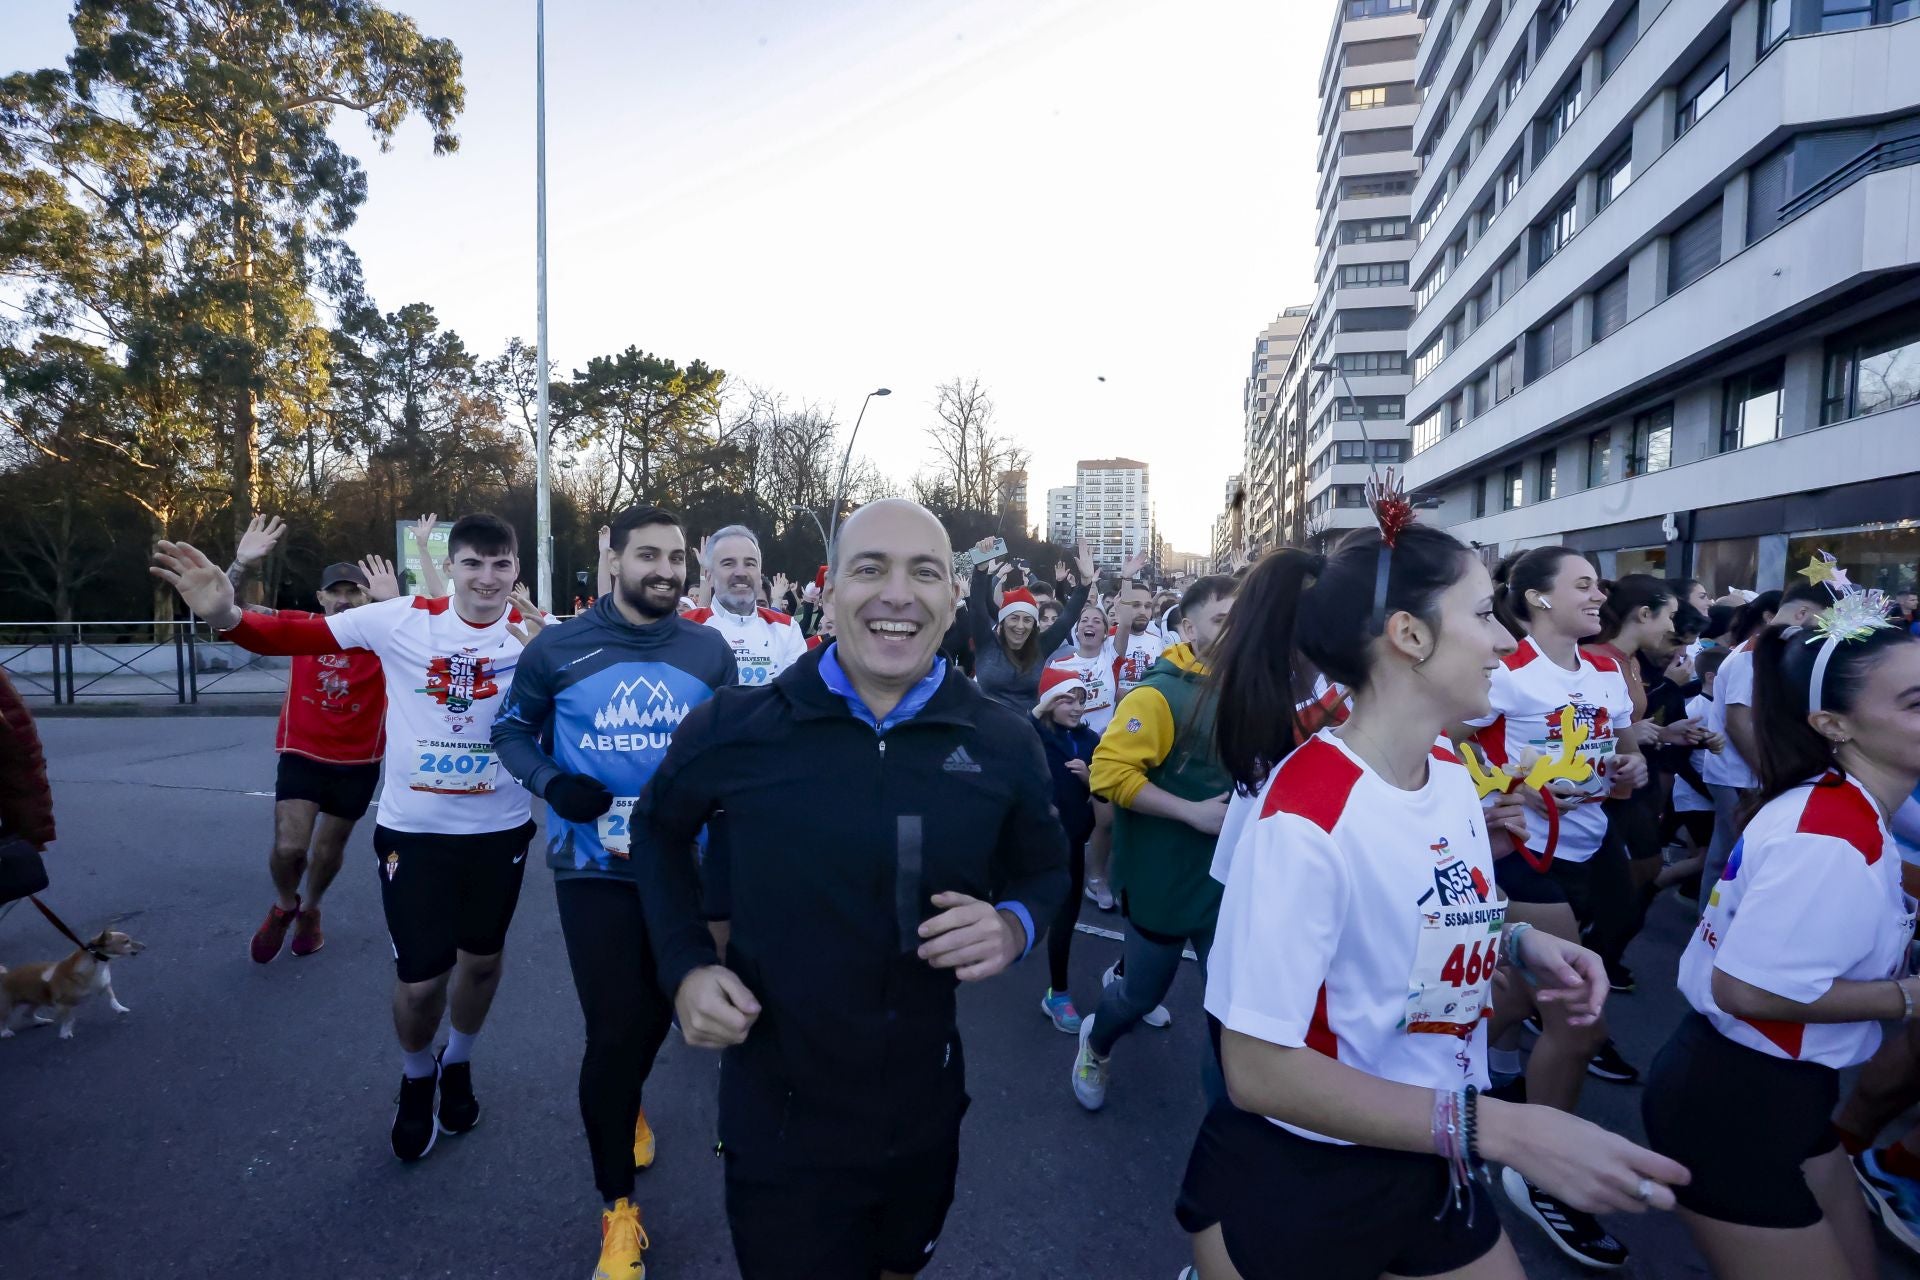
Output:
[
  {"xmin": 324, "ymin": 595, "xmax": 531, "ymax": 836},
  {"xmin": 686, "ymin": 605, "xmax": 809, "ymax": 688},
  {"xmin": 1467, "ymin": 637, "xmax": 1634, "ymax": 864},
  {"xmin": 1206, "ymin": 731, "xmax": 1505, "ymax": 1144},
  {"xmin": 1701, "ymin": 642, "xmax": 1758, "ymax": 790},
  {"xmin": 1050, "ymin": 649, "xmax": 1118, "ymax": 733},
  {"xmin": 1679, "ymin": 773, "xmax": 1915, "ymax": 1069},
  {"xmin": 1110, "ymin": 628, "xmax": 1165, "ymax": 697}
]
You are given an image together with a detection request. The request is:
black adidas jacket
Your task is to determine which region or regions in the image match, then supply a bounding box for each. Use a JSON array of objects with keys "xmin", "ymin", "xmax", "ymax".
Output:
[{"xmin": 636, "ymin": 645, "xmax": 1068, "ymax": 1168}]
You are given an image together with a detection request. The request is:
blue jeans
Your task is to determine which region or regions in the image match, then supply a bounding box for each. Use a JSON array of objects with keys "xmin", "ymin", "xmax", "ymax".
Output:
[{"xmin": 1089, "ymin": 918, "xmax": 1224, "ymax": 1103}]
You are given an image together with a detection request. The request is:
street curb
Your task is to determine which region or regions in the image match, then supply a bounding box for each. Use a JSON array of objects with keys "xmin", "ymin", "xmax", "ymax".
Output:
[{"xmin": 27, "ymin": 701, "xmax": 281, "ymax": 719}]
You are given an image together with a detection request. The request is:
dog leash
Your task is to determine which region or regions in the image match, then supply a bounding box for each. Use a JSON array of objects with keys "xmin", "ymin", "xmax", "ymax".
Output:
[{"xmin": 29, "ymin": 896, "xmax": 108, "ymax": 961}]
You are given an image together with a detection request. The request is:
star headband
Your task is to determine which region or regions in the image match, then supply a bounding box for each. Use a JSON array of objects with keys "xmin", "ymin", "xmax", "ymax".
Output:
[{"xmin": 1797, "ymin": 549, "xmax": 1895, "ymax": 713}]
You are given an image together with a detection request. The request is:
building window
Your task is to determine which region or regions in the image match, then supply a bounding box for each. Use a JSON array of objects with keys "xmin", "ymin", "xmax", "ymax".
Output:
[
  {"xmin": 1592, "ymin": 271, "xmax": 1630, "ymax": 342},
  {"xmin": 1346, "ymin": 0, "xmax": 1414, "ymax": 17},
  {"xmin": 1412, "ymin": 409, "xmax": 1445, "ymax": 455},
  {"xmin": 1495, "ymin": 251, "xmax": 1523, "ymax": 306},
  {"xmin": 1338, "ymin": 396, "xmax": 1404, "ymax": 418},
  {"xmin": 1374, "ymin": 440, "xmax": 1407, "ymax": 462},
  {"xmin": 1676, "ymin": 42, "xmax": 1730, "ymax": 138},
  {"xmin": 1414, "ymin": 337, "xmax": 1446, "ymax": 384},
  {"xmin": 1532, "ymin": 194, "xmax": 1578, "ymax": 268},
  {"xmin": 1761, "ymin": 0, "xmax": 1792, "ymax": 49},
  {"xmin": 1628, "ymin": 405, "xmax": 1674, "ymax": 475},
  {"xmin": 1536, "ymin": 79, "xmax": 1584, "ymax": 159},
  {"xmin": 1341, "ymin": 217, "xmax": 1410, "ymax": 243},
  {"xmin": 1500, "ymin": 161, "xmax": 1522, "ymax": 208},
  {"xmin": 1596, "ymin": 144, "xmax": 1633, "ymax": 210},
  {"xmin": 1538, "ymin": 449, "xmax": 1559, "ymax": 500},
  {"xmin": 1347, "ymin": 85, "xmax": 1389, "ymax": 111},
  {"xmin": 1493, "ymin": 350, "xmax": 1516, "ymax": 402},
  {"xmin": 1414, "ymin": 264, "xmax": 1447, "ymax": 311},
  {"xmin": 1336, "ymin": 440, "xmax": 1369, "ymax": 462},
  {"xmin": 1587, "ymin": 429, "xmax": 1612, "ymax": 487},
  {"xmin": 1540, "ymin": 0, "xmax": 1578, "ymax": 47},
  {"xmin": 1343, "ymin": 174, "xmax": 1415, "ymax": 199},
  {"xmin": 1602, "ymin": 5, "xmax": 1640, "ymax": 80},
  {"xmin": 1472, "ymin": 477, "xmax": 1487, "ymax": 518},
  {"xmin": 1822, "ymin": 314, "xmax": 1920, "ymax": 423},
  {"xmin": 1335, "ymin": 351, "xmax": 1408, "ymax": 376},
  {"xmin": 1722, "ymin": 362, "xmax": 1785, "ymax": 451},
  {"xmin": 1527, "ymin": 305, "xmax": 1577, "ymax": 379},
  {"xmin": 1334, "ymin": 485, "xmax": 1368, "ymax": 508},
  {"xmin": 1503, "ymin": 464, "xmax": 1525, "ymax": 510},
  {"xmin": 1668, "ymin": 201, "xmax": 1724, "ymax": 293},
  {"xmin": 1340, "ymin": 261, "xmax": 1410, "ymax": 288}
]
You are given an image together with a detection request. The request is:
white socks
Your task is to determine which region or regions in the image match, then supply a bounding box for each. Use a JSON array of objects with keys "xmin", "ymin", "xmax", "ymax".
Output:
[
  {"xmin": 402, "ymin": 1047, "xmax": 437, "ymax": 1079},
  {"xmin": 443, "ymin": 1027, "xmax": 478, "ymax": 1066}
]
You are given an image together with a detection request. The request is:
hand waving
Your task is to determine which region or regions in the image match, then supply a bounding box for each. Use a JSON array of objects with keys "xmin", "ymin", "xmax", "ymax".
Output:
[
  {"xmin": 151, "ymin": 541, "xmax": 241, "ymax": 630},
  {"xmin": 359, "ymin": 554, "xmax": 401, "ymax": 602},
  {"xmin": 234, "ymin": 514, "xmax": 286, "ymax": 567}
]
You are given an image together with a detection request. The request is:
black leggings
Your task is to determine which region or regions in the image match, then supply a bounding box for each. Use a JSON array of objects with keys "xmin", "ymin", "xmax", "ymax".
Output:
[
  {"xmin": 1047, "ymin": 837, "xmax": 1088, "ymax": 992},
  {"xmin": 555, "ymin": 877, "xmax": 674, "ymax": 1203}
]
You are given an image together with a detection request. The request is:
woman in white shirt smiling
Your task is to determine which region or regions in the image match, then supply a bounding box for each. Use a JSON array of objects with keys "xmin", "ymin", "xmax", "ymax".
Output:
[{"xmin": 1177, "ymin": 523, "xmax": 1684, "ymax": 1280}]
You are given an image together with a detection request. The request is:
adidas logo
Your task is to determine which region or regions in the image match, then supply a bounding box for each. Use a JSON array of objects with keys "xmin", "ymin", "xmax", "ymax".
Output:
[{"xmin": 942, "ymin": 746, "xmax": 982, "ymax": 774}]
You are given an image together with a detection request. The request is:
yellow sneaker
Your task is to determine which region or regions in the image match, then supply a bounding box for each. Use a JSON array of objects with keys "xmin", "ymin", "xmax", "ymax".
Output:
[
  {"xmin": 633, "ymin": 1107, "xmax": 656, "ymax": 1170},
  {"xmin": 593, "ymin": 1198, "xmax": 648, "ymax": 1279}
]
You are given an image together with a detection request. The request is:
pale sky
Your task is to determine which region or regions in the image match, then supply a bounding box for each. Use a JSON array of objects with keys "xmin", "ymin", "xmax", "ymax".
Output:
[{"xmin": 5, "ymin": 0, "xmax": 1327, "ymax": 550}]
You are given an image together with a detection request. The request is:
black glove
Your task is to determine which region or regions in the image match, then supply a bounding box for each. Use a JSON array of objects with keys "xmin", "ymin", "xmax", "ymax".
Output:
[{"xmin": 545, "ymin": 771, "xmax": 614, "ymax": 823}]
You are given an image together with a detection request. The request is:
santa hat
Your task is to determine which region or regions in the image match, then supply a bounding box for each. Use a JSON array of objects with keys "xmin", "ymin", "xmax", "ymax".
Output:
[
  {"xmin": 1033, "ymin": 666, "xmax": 1087, "ymax": 717},
  {"xmin": 998, "ymin": 588, "xmax": 1040, "ymax": 626}
]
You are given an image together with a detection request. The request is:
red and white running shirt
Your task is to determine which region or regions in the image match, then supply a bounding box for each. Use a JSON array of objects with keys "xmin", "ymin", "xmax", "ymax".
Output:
[
  {"xmin": 686, "ymin": 606, "xmax": 809, "ymax": 688},
  {"xmin": 1679, "ymin": 773, "xmax": 1914, "ymax": 1069},
  {"xmin": 1110, "ymin": 627, "xmax": 1165, "ymax": 697},
  {"xmin": 1467, "ymin": 637, "xmax": 1633, "ymax": 864},
  {"xmin": 266, "ymin": 608, "xmax": 386, "ymax": 764},
  {"xmin": 1049, "ymin": 649, "xmax": 1119, "ymax": 733},
  {"xmin": 1207, "ymin": 731, "xmax": 1504, "ymax": 1144},
  {"xmin": 228, "ymin": 595, "xmax": 529, "ymax": 835}
]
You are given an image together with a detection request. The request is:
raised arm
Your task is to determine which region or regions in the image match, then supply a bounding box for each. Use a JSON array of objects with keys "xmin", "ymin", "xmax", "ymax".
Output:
[
  {"xmin": 225, "ymin": 513, "xmax": 286, "ymax": 598},
  {"xmin": 410, "ymin": 514, "xmax": 448, "ymax": 598},
  {"xmin": 152, "ymin": 541, "xmax": 353, "ymax": 655}
]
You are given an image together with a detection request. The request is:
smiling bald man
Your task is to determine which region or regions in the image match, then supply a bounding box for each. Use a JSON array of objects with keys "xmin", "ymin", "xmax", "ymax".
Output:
[{"xmin": 635, "ymin": 499, "xmax": 1069, "ymax": 1280}]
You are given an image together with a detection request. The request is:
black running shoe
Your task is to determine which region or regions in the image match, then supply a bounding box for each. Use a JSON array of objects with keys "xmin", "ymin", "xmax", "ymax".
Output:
[
  {"xmin": 1501, "ymin": 1167, "xmax": 1629, "ymax": 1270},
  {"xmin": 1586, "ymin": 1038, "xmax": 1642, "ymax": 1084},
  {"xmin": 436, "ymin": 1051, "xmax": 481, "ymax": 1135},
  {"xmin": 391, "ymin": 1068, "xmax": 440, "ymax": 1162}
]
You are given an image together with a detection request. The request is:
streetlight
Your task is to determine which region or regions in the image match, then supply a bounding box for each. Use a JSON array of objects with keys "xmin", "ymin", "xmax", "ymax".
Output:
[
  {"xmin": 791, "ymin": 505, "xmax": 830, "ymax": 555},
  {"xmin": 828, "ymin": 387, "xmax": 891, "ymax": 547},
  {"xmin": 533, "ymin": 0, "xmax": 553, "ymax": 611}
]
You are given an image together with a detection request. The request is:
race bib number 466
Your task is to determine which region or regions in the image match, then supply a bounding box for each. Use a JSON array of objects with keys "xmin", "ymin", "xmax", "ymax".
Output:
[
  {"xmin": 1405, "ymin": 897, "xmax": 1506, "ymax": 1037},
  {"xmin": 409, "ymin": 738, "xmax": 498, "ymax": 794}
]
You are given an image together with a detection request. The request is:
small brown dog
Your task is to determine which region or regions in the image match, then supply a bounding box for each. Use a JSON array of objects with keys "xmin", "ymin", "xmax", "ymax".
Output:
[{"xmin": 0, "ymin": 930, "xmax": 145, "ymax": 1040}]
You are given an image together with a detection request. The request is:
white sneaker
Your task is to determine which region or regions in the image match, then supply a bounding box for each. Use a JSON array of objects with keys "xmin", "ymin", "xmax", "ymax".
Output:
[
  {"xmin": 1084, "ymin": 878, "xmax": 1115, "ymax": 911},
  {"xmin": 1101, "ymin": 959, "xmax": 1172, "ymax": 1028},
  {"xmin": 1071, "ymin": 1014, "xmax": 1109, "ymax": 1111}
]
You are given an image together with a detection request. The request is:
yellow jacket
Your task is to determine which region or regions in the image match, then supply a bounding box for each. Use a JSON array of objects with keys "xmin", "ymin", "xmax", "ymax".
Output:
[{"xmin": 1090, "ymin": 642, "xmax": 1205, "ymax": 809}]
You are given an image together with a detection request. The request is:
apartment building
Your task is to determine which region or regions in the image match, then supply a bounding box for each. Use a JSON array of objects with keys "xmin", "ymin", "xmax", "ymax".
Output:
[
  {"xmin": 1242, "ymin": 307, "xmax": 1312, "ymax": 549},
  {"xmin": 1298, "ymin": 0, "xmax": 1425, "ymax": 545},
  {"xmin": 1046, "ymin": 485, "xmax": 1077, "ymax": 545},
  {"xmin": 1078, "ymin": 458, "xmax": 1153, "ymax": 568},
  {"xmin": 1403, "ymin": 0, "xmax": 1920, "ymax": 594},
  {"xmin": 1213, "ymin": 473, "xmax": 1247, "ymax": 570}
]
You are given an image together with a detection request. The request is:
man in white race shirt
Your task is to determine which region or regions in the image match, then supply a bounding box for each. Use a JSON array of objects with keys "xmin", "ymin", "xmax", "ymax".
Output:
[
  {"xmin": 152, "ymin": 514, "xmax": 534, "ymax": 1164},
  {"xmin": 685, "ymin": 525, "xmax": 809, "ymax": 687},
  {"xmin": 1108, "ymin": 573, "xmax": 1163, "ymax": 697}
]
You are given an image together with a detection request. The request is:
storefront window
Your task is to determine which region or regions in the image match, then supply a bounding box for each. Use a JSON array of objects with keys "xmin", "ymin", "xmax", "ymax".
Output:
[
  {"xmin": 1614, "ymin": 547, "xmax": 1669, "ymax": 578},
  {"xmin": 1694, "ymin": 537, "xmax": 1760, "ymax": 598},
  {"xmin": 1787, "ymin": 523, "xmax": 1920, "ymax": 595}
]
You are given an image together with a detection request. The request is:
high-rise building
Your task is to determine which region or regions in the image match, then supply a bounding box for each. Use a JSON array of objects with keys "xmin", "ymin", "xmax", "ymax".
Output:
[
  {"xmin": 1213, "ymin": 473, "xmax": 1247, "ymax": 571},
  {"xmin": 1046, "ymin": 485, "xmax": 1077, "ymax": 545},
  {"xmin": 1242, "ymin": 306, "xmax": 1312, "ymax": 549},
  {"xmin": 1298, "ymin": 0, "xmax": 1423, "ymax": 547},
  {"xmin": 1404, "ymin": 0, "xmax": 1920, "ymax": 592},
  {"xmin": 1077, "ymin": 458, "xmax": 1153, "ymax": 569}
]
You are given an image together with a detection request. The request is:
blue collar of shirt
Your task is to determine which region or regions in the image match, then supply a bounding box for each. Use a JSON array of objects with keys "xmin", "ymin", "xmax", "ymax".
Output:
[{"xmin": 818, "ymin": 642, "xmax": 947, "ymax": 734}]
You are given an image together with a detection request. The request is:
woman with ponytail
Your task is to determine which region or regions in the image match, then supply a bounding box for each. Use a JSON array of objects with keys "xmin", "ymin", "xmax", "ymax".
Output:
[
  {"xmin": 1642, "ymin": 612, "xmax": 1920, "ymax": 1280},
  {"xmin": 1175, "ymin": 528, "xmax": 1684, "ymax": 1280},
  {"xmin": 1468, "ymin": 546, "xmax": 1650, "ymax": 1267}
]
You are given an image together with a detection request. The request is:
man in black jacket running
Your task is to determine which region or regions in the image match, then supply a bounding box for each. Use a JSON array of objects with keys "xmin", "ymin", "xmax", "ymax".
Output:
[{"xmin": 635, "ymin": 498, "xmax": 1069, "ymax": 1280}]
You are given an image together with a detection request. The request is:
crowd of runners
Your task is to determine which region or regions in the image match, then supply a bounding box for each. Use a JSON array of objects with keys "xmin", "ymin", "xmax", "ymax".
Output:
[{"xmin": 135, "ymin": 489, "xmax": 1920, "ymax": 1280}]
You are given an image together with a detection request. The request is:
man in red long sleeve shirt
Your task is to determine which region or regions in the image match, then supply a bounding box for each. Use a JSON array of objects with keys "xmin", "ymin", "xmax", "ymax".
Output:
[
  {"xmin": 154, "ymin": 514, "xmax": 534, "ymax": 1165},
  {"xmin": 222, "ymin": 514, "xmax": 395, "ymax": 964}
]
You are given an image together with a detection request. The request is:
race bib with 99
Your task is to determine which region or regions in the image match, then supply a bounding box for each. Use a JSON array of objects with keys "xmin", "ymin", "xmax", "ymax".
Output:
[{"xmin": 409, "ymin": 738, "xmax": 499, "ymax": 795}]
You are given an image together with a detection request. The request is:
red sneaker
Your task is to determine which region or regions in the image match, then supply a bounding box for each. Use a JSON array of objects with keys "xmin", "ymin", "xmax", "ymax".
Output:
[
  {"xmin": 251, "ymin": 898, "xmax": 300, "ymax": 964},
  {"xmin": 290, "ymin": 907, "xmax": 324, "ymax": 957}
]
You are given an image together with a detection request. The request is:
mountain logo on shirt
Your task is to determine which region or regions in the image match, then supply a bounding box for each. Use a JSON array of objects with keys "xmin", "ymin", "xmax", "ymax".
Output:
[
  {"xmin": 420, "ymin": 650, "xmax": 500, "ymax": 714},
  {"xmin": 594, "ymin": 675, "xmax": 691, "ymax": 733}
]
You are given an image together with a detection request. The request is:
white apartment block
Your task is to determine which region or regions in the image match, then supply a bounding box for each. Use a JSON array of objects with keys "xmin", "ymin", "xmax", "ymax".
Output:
[
  {"xmin": 1078, "ymin": 458, "xmax": 1154, "ymax": 569},
  {"xmin": 1046, "ymin": 485, "xmax": 1077, "ymax": 545},
  {"xmin": 1404, "ymin": 0, "xmax": 1920, "ymax": 594},
  {"xmin": 1242, "ymin": 307, "xmax": 1311, "ymax": 549},
  {"xmin": 1298, "ymin": 0, "xmax": 1425, "ymax": 545}
]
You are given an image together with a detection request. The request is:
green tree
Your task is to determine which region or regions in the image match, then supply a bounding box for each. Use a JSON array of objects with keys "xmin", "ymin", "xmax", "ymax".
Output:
[
  {"xmin": 554, "ymin": 347, "xmax": 730, "ymax": 519},
  {"xmin": 2, "ymin": 0, "xmax": 464, "ymax": 547}
]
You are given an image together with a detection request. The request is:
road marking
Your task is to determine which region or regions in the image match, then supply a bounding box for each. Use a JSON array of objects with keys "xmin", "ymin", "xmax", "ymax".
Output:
[{"xmin": 1073, "ymin": 922, "xmax": 1196, "ymax": 961}]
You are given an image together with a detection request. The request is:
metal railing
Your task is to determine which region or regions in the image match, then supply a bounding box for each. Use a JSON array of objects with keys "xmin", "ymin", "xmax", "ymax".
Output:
[{"xmin": 0, "ymin": 621, "xmax": 290, "ymax": 705}]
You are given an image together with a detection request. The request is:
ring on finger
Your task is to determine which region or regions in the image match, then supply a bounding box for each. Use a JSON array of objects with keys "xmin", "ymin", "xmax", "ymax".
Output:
[{"xmin": 1634, "ymin": 1177, "xmax": 1655, "ymax": 1203}]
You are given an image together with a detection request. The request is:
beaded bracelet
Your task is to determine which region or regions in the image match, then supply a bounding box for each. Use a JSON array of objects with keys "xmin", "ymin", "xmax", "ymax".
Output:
[
  {"xmin": 1431, "ymin": 1086, "xmax": 1491, "ymax": 1225},
  {"xmin": 1504, "ymin": 921, "xmax": 1540, "ymax": 987}
]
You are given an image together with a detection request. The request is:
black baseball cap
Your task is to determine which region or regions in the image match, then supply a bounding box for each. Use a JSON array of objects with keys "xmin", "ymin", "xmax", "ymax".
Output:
[{"xmin": 319, "ymin": 562, "xmax": 369, "ymax": 590}]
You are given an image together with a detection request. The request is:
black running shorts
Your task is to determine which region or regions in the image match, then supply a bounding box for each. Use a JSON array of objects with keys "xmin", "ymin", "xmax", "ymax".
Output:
[
  {"xmin": 725, "ymin": 1131, "xmax": 963, "ymax": 1279},
  {"xmin": 1642, "ymin": 1012, "xmax": 1840, "ymax": 1228},
  {"xmin": 275, "ymin": 752, "xmax": 380, "ymax": 821},
  {"xmin": 373, "ymin": 822, "xmax": 535, "ymax": 983},
  {"xmin": 1493, "ymin": 852, "xmax": 1566, "ymax": 905},
  {"xmin": 1176, "ymin": 1099, "xmax": 1502, "ymax": 1279}
]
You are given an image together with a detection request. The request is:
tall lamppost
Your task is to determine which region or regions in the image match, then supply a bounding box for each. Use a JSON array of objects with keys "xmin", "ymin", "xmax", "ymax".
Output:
[
  {"xmin": 827, "ymin": 387, "xmax": 891, "ymax": 547},
  {"xmin": 533, "ymin": 0, "xmax": 553, "ymax": 611}
]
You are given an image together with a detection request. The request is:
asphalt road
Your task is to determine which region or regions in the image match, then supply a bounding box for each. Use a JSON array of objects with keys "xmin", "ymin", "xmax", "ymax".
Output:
[{"xmin": 3, "ymin": 716, "xmax": 1916, "ymax": 1278}]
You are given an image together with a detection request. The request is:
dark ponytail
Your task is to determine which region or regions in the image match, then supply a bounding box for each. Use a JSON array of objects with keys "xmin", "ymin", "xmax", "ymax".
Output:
[
  {"xmin": 1212, "ymin": 524, "xmax": 1475, "ymax": 791},
  {"xmin": 1492, "ymin": 545, "xmax": 1578, "ymax": 639},
  {"xmin": 1598, "ymin": 574, "xmax": 1675, "ymax": 643},
  {"xmin": 1751, "ymin": 623, "xmax": 1916, "ymax": 810},
  {"xmin": 1729, "ymin": 590, "xmax": 1782, "ymax": 645}
]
